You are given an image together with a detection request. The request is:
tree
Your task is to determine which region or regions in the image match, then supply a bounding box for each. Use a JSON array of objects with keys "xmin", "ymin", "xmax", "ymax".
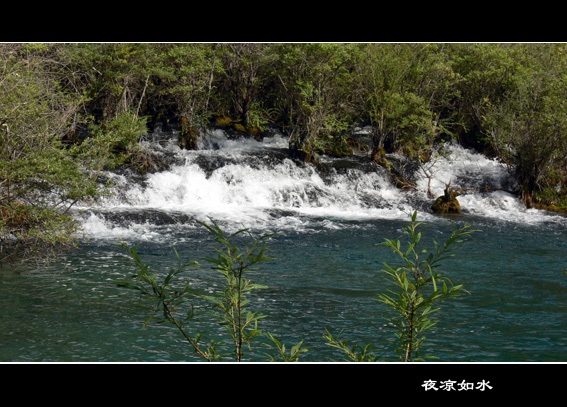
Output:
[
  {"xmin": 481, "ymin": 44, "xmax": 567, "ymax": 208},
  {"xmin": 0, "ymin": 44, "xmax": 102, "ymax": 260},
  {"xmin": 148, "ymin": 44, "xmax": 221, "ymax": 148},
  {"xmin": 272, "ymin": 43, "xmax": 360, "ymax": 161},
  {"xmin": 361, "ymin": 44, "xmax": 457, "ymax": 157},
  {"xmin": 215, "ymin": 44, "xmax": 278, "ymax": 130},
  {"xmin": 0, "ymin": 44, "xmax": 149, "ymax": 261},
  {"xmin": 55, "ymin": 43, "xmax": 153, "ymax": 123},
  {"xmin": 447, "ymin": 43, "xmax": 518, "ymax": 152}
]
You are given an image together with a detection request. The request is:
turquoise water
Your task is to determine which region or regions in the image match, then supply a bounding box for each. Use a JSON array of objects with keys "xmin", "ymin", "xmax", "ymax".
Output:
[
  {"xmin": 2, "ymin": 214, "xmax": 567, "ymax": 362},
  {"xmin": 3, "ymin": 132, "xmax": 567, "ymax": 363}
]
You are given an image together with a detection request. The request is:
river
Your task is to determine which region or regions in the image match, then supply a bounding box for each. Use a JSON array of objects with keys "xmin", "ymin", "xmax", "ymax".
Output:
[{"xmin": 2, "ymin": 129, "xmax": 567, "ymax": 362}]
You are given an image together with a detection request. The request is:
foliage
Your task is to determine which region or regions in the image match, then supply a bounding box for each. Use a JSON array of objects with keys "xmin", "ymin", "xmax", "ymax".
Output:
[
  {"xmin": 14, "ymin": 43, "xmax": 567, "ymax": 164},
  {"xmin": 377, "ymin": 211, "xmax": 477, "ymax": 361},
  {"xmin": 73, "ymin": 110, "xmax": 148, "ymax": 170},
  {"xmin": 200, "ymin": 220, "xmax": 275, "ymax": 361},
  {"xmin": 149, "ymin": 43, "xmax": 221, "ymax": 130},
  {"xmin": 271, "ymin": 43, "xmax": 360, "ymax": 160},
  {"xmin": 480, "ymin": 44, "xmax": 567, "ymax": 207},
  {"xmin": 360, "ymin": 44, "xmax": 457, "ymax": 155},
  {"xmin": 215, "ymin": 44, "xmax": 279, "ymax": 128},
  {"xmin": 120, "ymin": 220, "xmax": 307, "ymax": 362},
  {"xmin": 54, "ymin": 43, "xmax": 154, "ymax": 123},
  {"xmin": 324, "ymin": 211, "xmax": 477, "ymax": 362},
  {"xmin": 0, "ymin": 44, "xmax": 101, "ymax": 260},
  {"xmin": 4, "ymin": 42, "xmax": 567, "ymax": 261}
]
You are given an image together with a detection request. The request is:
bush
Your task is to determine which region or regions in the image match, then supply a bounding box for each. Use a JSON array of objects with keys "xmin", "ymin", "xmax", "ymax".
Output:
[
  {"xmin": 119, "ymin": 220, "xmax": 308, "ymax": 362},
  {"xmin": 325, "ymin": 212, "xmax": 478, "ymax": 362}
]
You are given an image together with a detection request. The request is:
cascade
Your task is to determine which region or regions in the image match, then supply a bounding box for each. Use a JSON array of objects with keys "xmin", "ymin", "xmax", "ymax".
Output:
[
  {"xmin": 5, "ymin": 129, "xmax": 567, "ymax": 364},
  {"xmin": 76, "ymin": 130, "xmax": 566, "ymax": 241}
]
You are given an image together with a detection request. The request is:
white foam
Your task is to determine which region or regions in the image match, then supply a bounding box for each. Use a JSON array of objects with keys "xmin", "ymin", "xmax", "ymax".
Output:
[
  {"xmin": 77, "ymin": 134, "xmax": 567, "ymax": 240},
  {"xmin": 79, "ymin": 212, "xmax": 162, "ymax": 241}
]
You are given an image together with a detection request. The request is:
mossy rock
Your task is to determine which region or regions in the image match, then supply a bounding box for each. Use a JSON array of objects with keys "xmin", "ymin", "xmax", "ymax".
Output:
[
  {"xmin": 533, "ymin": 203, "xmax": 567, "ymax": 213},
  {"xmin": 212, "ymin": 115, "xmax": 263, "ymax": 139},
  {"xmin": 178, "ymin": 117, "xmax": 199, "ymax": 150},
  {"xmin": 321, "ymin": 142, "xmax": 353, "ymax": 158},
  {"xmin": 232, "ymin": 123, "xmax": 246, "ymax": 133},
  {"xmin": 290, "ymin": 147, "xmax": 315, "ymax": 163},
  {"xmin": 246, "ymin": 125, "xmax": 262, "ymax": 139},
  {"xmin": 214, "ymin": 116, "xmax": 234, "ymax": 128},
  {"xmin": 371, "ymin": 146, "xmax": 416, "ymax": 191},
  {"xmin": 178, "ymin": 131, "xmax": 198, "ymax": 150},
  {"xmin": 432, "ymin": 187, "xmax": 461, "ymax": 215}
]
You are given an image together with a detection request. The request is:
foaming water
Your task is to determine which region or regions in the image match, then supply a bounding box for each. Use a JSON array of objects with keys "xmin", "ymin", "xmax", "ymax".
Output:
[
  {"xmin": 76, "ymin": 131, "xmax": 567, "ymax": 242},
  {"xmin": 4, "ymin": 214, "xmax": 567, "ymax": 362},
  {"xmin": 3, "ymin": 130, "xmax": 567, "ymax": 362}
]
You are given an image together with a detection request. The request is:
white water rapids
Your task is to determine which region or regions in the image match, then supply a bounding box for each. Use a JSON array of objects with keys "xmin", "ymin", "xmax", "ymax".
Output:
[{"xmin": 76, "ymin": 130, "xmax": 567, "ymax": 241}]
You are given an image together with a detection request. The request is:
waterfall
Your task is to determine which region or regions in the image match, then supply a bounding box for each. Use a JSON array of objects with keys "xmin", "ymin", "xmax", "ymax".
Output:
[{"xmin": 76, "ymin": 130, "xmax": 566, "ymax": 241}]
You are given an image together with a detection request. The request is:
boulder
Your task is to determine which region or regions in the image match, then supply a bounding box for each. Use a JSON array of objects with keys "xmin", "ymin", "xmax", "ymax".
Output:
[{"xmin": 432, "ymin": 186, "xmax": 461, "ymax": 214}]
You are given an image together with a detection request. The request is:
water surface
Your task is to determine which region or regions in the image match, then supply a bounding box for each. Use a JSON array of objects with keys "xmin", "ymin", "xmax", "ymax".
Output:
[{"xmin": 2, "ymin": 131, "xmax": 567, "ymax": 362}]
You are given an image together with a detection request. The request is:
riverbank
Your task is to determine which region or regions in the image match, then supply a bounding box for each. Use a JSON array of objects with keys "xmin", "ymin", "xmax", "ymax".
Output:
[{"xmin": 3, "ymin": 43, "xmax": 567, "ymax": 262}]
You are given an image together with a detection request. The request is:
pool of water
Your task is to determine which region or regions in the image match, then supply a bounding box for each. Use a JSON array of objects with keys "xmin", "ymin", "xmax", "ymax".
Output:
[{"xmin": 2, "ymin": 214, "xmax": 567, "ymax": 362}]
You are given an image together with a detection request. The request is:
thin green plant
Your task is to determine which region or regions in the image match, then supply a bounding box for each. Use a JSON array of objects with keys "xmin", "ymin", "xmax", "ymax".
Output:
[
  {"xmin": 324, "ymin": 211, "xmax": 478, "ymax": 362},
  {"xmin": 200, "ymin": 220, "xmax": 276, "ymax": 361},
  {"xmin": 323, "ymin": 328, "xmax": 382, "ymax": 362},
  {"xmin": 119, "ymin": 219, "xmax": 308, "ymax": 362},
  {"xmin": 378, "ymin": 211, "xmax": 478, "ymax": 361},
  {"xmin": 118, "ymin": 241, "xmax": 220, "ymax": 361},
  {"xmin": 264, "ymin": 333, "xmax": 309, "ymax": 362}
]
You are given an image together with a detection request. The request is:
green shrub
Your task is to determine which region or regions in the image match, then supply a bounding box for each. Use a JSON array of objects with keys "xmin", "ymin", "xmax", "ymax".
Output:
[
  {"xmin": 119, "ymin": 220, "xmax": 308, "ymax": 362},
  {"xmin": 325, "ymin": 212, "xmax": 478, "ymax": 362}
]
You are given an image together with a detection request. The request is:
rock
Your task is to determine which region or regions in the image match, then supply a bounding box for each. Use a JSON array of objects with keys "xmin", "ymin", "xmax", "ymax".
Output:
[
  {"xmin": 178, "ymin": 117, "xmax": 199, "ymax": 150},
  {"xmin": 211, "ymin": 115, "xmax": 264, "ymax": 140},
  {"xmin": 432, "ymin": 186, "xmax": 461, "ymax": 214},
  {"xmin": 289, "ymin": 147, "xmax": 315, "ymax": 163},
  {"xmin": 372, "ymin": 146, "xmax": 417, "ymax": 191}
]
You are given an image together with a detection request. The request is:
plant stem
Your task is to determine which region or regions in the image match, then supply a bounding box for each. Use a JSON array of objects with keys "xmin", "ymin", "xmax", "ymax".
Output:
[{"xmin": 163, "ymin": 300, "xmax": 211, "ymax": 361}]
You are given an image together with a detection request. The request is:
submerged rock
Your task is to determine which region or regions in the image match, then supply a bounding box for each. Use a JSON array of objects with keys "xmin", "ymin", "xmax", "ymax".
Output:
[{"xmin": 432, "ymin": 186, "xmax": 461, "ymax": 214}]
